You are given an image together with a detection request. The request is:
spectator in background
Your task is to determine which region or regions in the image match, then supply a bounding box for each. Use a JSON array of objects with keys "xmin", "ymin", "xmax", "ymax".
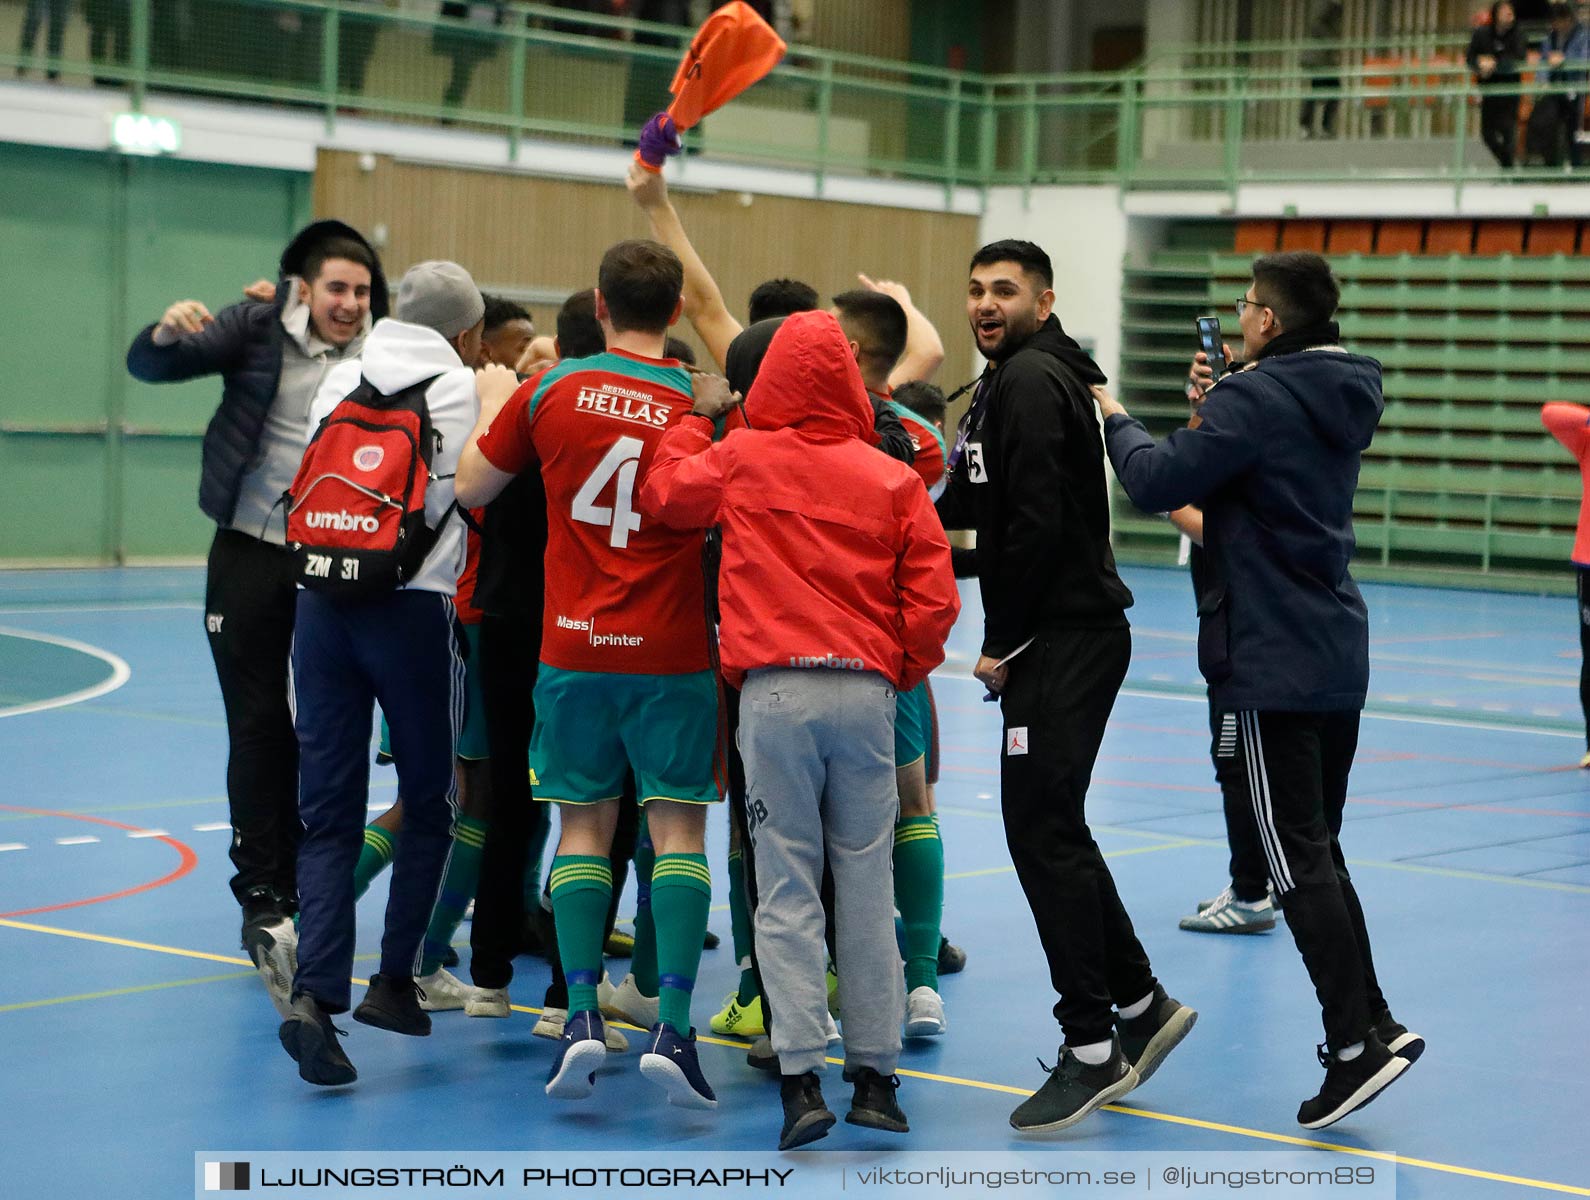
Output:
[
  {"xmin": 1299, "ymin": 1, "xmax": 1343, "ymax": 139},
  {"xmin": 749, "ymin": 278, "xmax": 820, "ymax": 325},
  {"xmin": 1541, "ymin": 401, "xmax": 1590, "ymax": 765},
  {"xmin": 434, "ymin": 0, "xmax": 504, "ymax": 116},
  {"xmin": 17, "ymin": 0, "xmax": 70, "ymax": 81},
  {"xmin": 1537, "ymin": 1, "xmax": 1590, "ymax": 167},
  {"xmin": 336, "ymin": 0, "xmax": 385, "ymax": 106},
  {"xmin": 84, "ymin": 0, "xmax": 132, "ymax": 86},
  {"xmin": 1468, "ymin": 1, "xmax": 1528, "ymax": 168}
]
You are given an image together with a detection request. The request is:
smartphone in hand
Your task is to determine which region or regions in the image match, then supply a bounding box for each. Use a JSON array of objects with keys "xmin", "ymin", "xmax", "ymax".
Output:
[{"xmin": 1196, "ymin": 316, "xmax": 1227, "ymax": 378}]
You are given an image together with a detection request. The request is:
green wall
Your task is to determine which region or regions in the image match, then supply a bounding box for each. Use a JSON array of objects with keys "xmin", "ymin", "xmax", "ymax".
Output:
[{"xmin": 0, "ymin": 143, "xmax": 312, "ymax": 563}]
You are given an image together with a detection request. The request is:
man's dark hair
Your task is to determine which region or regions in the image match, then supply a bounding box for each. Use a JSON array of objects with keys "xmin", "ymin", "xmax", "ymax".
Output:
[
  {"xmin": 556, "ymin": 288, "xmax": 604, "ymax": 358},
  {"xmin": 1549, "ymin": 1, "xmax": 1574, "ymax": 20},
  {"xmin": 891, "ymin": 380, "xmax": 946, "ymax": 427},
  {"xmin": 968, "ymin": 239, "xmax": 1053, "ymax": 290},
  {"xmin": 831, "ymin": 289, "xmax": 908, "ymax": 378},
  {"xmin": 1250, "ymin": 251, "xmax": 1341, "ymax": 331},
  {"xmin": 597, "ymin": 240, "xmax": 683, "ymax": 334},
  {"xmin": 482, "ymin": 294, "xmax": 531, "ymax": 335},
  {"xmin": 748, "ymin": 278, "xmax": 819, "ymax": 324},
  {"xmin": 664, "ymin": 336, "xmax": 697, "ymax": 366},
  {"xmin": 302, "ymin": 237, "xmax": 377, "ymax": 283}
]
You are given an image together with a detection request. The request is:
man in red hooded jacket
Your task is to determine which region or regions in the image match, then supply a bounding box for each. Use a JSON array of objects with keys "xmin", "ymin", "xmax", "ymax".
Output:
[{"xmin": 640, "ymin": 309, "xmax": 960, "ymax": 1151}]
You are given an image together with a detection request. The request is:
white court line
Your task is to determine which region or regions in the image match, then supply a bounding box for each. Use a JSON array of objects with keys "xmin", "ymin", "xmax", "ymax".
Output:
[
  {"xmin": 933, "ymin": 672, "xmax": 1585, "ymax": 739},
  {"xmin": 191, "ymin": 822, "xmax": 231, "ymax": 832},
  {"xmin": 126, "ymin": 829, "xmax": 169, "ymax": 839},
  {"xmin": 0, "ymin": 626, "xmax": 132, "ymax": 719},
  {"xmin": 0, "ymin": 602, "xmax": 201, "ymax": 615},
  {"xmin": 55, "ymin": 836, "xmax": 100, "ymax": 846},
  {"xmin": 0, "ymin": 843, "xmax": 26, "ymax": 852}
]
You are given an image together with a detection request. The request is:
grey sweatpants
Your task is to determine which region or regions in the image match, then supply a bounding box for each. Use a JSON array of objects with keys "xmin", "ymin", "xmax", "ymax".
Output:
[{"xmin": 740, "ymin": 667, "xmax": 903, "ymax": 1077}]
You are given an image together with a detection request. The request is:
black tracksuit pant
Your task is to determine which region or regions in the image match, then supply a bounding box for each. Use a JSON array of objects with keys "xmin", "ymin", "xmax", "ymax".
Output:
[
  {"xmin": 1210, "ymin": 702, "xmax": 1271, "ymax": 901},
  {"xmin": 998, "ymin": 626, "xmax": 1157, "ymax": 1048},
  {"xmin": 1220, "ymin": 709, "xmax": 1389, "ymax": 1051},
  {"xmin": 204, "ymin": 529, "xmax": 301, "ymax": 922}
]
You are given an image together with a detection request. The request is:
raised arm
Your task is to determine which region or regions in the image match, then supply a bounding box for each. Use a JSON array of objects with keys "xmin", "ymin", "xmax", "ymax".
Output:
[
  {"xmin": 626, "ymin": 160, "xmax": 744, "ymax": 372},
  {"xmin": 858, "ymin": 274, "xmax": 945, "ymax": 387},
  {"xmin": 126, "ymin": 300, "xmax": 254, "ymax": 383}
]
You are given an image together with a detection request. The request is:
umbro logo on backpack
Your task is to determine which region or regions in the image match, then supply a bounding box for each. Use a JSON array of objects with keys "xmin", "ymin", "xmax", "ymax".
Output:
[{"xmin": 282, "ymin": 374, "xmax": 453, "ymax": 596}]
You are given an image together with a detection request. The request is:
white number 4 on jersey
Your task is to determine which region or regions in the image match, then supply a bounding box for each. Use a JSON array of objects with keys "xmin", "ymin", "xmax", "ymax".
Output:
[{"xmin": 572, "ymin": 435, "xmax": 645, "ymax": 548}]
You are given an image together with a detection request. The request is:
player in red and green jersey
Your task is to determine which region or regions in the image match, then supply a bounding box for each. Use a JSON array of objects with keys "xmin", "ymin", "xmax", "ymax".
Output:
[{"xmin": 456, "ymin": 240, "xmax": 722, "ymax": 1113}]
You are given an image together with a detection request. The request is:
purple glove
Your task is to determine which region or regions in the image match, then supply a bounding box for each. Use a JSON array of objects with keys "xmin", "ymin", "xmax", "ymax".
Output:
[{"xmin": 636, "ymin": 112, "xmax": 683, "ymax": 169}]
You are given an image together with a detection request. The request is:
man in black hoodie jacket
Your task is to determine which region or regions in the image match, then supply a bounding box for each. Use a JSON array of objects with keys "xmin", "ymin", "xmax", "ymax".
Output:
[
  {"xmin": 937, "ymin": 240, "xmax": 1196, "ymax": 1134},
  {"xmin": 1099, "ymin": 250, "xmax": 1422, "ymax": 1131},
  {"xmin": 126, "ymin": 221, "xmax": 389, "ymax": 1017}
]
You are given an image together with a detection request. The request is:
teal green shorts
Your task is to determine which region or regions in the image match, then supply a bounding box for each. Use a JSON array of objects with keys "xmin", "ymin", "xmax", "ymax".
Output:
[
  {"xmin": 530, "ymin": 665, "xmax": 721, "ymax": 807},
  {"xmin": 378, "ymin": 623, "xmax": 489, "ymax": 763},
  {"xmin": 895, "ymin": 678, "xmax": 931, "ymax": 769}
]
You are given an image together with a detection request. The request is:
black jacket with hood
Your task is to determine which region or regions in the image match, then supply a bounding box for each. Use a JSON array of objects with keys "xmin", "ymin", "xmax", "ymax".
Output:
[
  {"xmin": 1104, "ymin": 340, "xmax": 1384, "ymax": 712},
  {"xmin": 125, "ymin": 220, "xmax": 390, "ymax": 528},
  {"xmin": 936, "ymin": 314, "xmax": 1134, "ymax": 659}
]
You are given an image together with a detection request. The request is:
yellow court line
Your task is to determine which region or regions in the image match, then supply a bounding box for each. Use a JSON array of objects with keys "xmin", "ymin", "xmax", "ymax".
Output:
[
  {"xmin": 3, "ymin": 924, "xmax": 1586, "ymax": 1195},
  {"xmin": 0, "ymin": 969, "xmax": 256, "ymax": 1013}
]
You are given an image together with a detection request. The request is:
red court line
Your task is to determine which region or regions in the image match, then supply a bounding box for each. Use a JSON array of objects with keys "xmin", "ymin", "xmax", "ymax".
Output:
[{"xmin": 0, "ymin": 805, "xmax": 200, "ymax": 918}]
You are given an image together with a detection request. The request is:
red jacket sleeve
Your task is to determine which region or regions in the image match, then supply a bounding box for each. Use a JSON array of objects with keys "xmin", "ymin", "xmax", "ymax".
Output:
[
  {"xmin": 638, "ymin": 414, "xmax": 726, "ymax": 530},
  {"xmin": 893, "ymin": 479, "xmax": 961, "ymax": 692},
  {"xmin": 1542, "ymin": 403, "xmax": 1590, "ymax": 460}
]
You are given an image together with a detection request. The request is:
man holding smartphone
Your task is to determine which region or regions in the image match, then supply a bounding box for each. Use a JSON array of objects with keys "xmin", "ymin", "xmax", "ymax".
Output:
[{"xmin": 1096, "ymin": 252, "xmax": 1423, "ymax": 1130}]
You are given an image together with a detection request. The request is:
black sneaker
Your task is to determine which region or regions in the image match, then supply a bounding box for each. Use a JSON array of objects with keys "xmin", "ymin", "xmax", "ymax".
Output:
[
  {"xmin": 278, "ymin": 993, "xmax": 357, "ymax": 1086},
  {"xmin": 778, "ymin": 1072, "xmax": 836, "ymax": 1150},
  {"xmin": 747, "ymin": 1035, "xmax": 781, "ymax": 1075},
  {"xmin": 938, "ymin": 936, "xmax": 967, "ymax": 975},
  {"xmin": 1297, "ymin": 1032, "xmax": 1409, "ymax": 1129},
  {"xmin": 703, "ymin": 929, "xmax": 721, "ymax": 950},
  {"xmin": 1373, "ymin": 1013, "xmax": 1425, "ymax": 1064},
  {"xmin": 1115, "ymin": 984, "xmax": 1198, "ymax": 1086},
  {"xmin": 845, "ymin": 1067, "xmax": 909, "ymax": 1133},
  {"xmin": 1009, "ymin": 1034, "xmax": 1139, "ymax": 1133},
  {"xmin": 353, "ymin": 973, "xmax": 431, "ymax": 1036},
  {"xmin": 441, "ymin": 945, "xmax": 460, "ymax": 969}
]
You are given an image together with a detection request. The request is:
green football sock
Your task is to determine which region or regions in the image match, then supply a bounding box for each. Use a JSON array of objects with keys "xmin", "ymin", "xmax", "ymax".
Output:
[
  {"xmin": 894, "ymin": 815, "xmax": 944, "ymax": 992},
  {"xmin": 727, "ymin": 847, "xmax": 759, "ymax": 1004},
  {"xmin": 420, "ymin": 814, "xmax": 487, "ymax": 975},
  {"xmin": 651, "ymin": 852, "xmax": 712, "ymax": 1032},
  {"xmin": 631, "ymin": 815, "xmax": 659, "ymax": 996},
  {"xmin": 352, "ymin": 824, "xmax": 396, "ymax": 901},
  {"xmin": 549, "ymin": 855, "xmax": 613, "ymax": 1016}
]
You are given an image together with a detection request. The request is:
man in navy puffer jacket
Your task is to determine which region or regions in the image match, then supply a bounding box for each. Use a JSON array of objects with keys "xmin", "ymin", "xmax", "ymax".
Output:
[
  {"xmin": 126, "ymin": 220, "xmax": 388, "ymax": 1017},
  {"xmin": 1096, "ymin": 251, "xmax": 1423, "ymax": 1131}
]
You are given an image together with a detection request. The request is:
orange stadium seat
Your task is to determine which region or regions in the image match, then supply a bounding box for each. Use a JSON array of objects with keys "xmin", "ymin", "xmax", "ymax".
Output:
[
  {"xmin": 1375, "ymin": 220, "xmax": 1424, "ymax": 254},
  {"xmin": 1326, "ymin": 220, "xmax": 1376, "ymax": 255},
  {"xmin": 1235, "ymin": 220, "xmax": 1280, "ymax": 254},
  {"xmin": 1475, "ymin": 220, "xmax": 1525, "ymax": 255},
  {"xmin": 1526, "ymin": 220, "xmax": 1580, "ymax": 255},
  {"xmin": 1423, "ymin": 220, "xmax": 1475, "ymax": 255},
  {"xmin": 1280, "ymin": 220, "xmax": 1327, "ymax": 252}
]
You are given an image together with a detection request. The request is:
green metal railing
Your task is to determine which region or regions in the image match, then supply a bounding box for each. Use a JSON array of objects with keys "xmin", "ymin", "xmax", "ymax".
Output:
[{"xmin": 3, "ymin": 0, "xmax": 1587, "ymax": 198}]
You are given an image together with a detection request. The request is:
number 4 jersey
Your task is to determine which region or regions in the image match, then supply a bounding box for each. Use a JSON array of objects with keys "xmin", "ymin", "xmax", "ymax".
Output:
[{"xmin": 475, "ymin": 349, "xmax": 711, "ymax": 676}]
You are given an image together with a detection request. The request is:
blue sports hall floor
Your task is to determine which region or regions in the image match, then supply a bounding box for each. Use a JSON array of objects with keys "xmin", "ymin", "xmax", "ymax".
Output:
[{"xmin": 1, "ymin": 564, "xmax": 1587, "ymax": 1199}]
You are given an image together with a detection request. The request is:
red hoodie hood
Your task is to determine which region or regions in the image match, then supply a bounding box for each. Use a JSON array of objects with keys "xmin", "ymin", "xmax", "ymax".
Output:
[{"xmin": 745, "ymin": 310, "xmax": 877, "ymax": 443}]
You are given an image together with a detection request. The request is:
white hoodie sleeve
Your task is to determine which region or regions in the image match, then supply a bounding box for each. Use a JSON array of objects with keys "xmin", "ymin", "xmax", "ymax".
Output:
[
  {"xmin": 308, "ymin": 360, "xmax": 364, "ymax": 435},
  {"xmin": 405, "ymin": 365, "xmax": 480, "ymax": 595}
]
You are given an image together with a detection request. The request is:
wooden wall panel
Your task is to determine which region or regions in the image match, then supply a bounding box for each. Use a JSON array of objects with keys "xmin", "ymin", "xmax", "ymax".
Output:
[{"xmin": 314, "ymin": 149, "xmax": 980, "ymax": 378}]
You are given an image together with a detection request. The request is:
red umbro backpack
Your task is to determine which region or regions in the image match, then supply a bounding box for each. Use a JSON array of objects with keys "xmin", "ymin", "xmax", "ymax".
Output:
[{"xmin": 283, "ymin": 374, "xmax": 454, "ymax": 596}]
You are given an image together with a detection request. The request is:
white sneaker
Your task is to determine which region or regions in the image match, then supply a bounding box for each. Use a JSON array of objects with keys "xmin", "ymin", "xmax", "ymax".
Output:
[
  {"xmin": 823, "ymin": 1010, "xmax": 842, "ymax": 1044},
  {"xmin": 416, "ymin": 966, "xmax": 474, "ymax": 1012},
  {"xmin": 904, "ymin": 985, "xmax": 947, "ymax": 1038},
  {"xmin": 465, "ymin": 987, "xmax": 511, "ymax": 1018},
  {"xmin": 534, "ymin": 1006, "xmax": 630, "ymax": 1052},
  {"xmin": 463, "ymin": 899, "xmax": 475, "ymax": 921},
  {"xmin": 603, "ymin": 972, "xmax": 660, "ymax": 1029},
  {"xmin": 242, "ymin": 916, "xmax": 297, "ymax": 1019}
]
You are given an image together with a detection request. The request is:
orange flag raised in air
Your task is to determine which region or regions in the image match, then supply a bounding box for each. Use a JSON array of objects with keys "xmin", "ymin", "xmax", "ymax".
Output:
[{"xmin": 664, "ymin": 1, "xmax": 786, "ymax": 131}]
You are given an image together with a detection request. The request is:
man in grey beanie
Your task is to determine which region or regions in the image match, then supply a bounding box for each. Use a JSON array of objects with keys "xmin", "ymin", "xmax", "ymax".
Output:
[{"xmin": 277, "ymin": 259, "xmax": 497, "ymax": 1087}]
